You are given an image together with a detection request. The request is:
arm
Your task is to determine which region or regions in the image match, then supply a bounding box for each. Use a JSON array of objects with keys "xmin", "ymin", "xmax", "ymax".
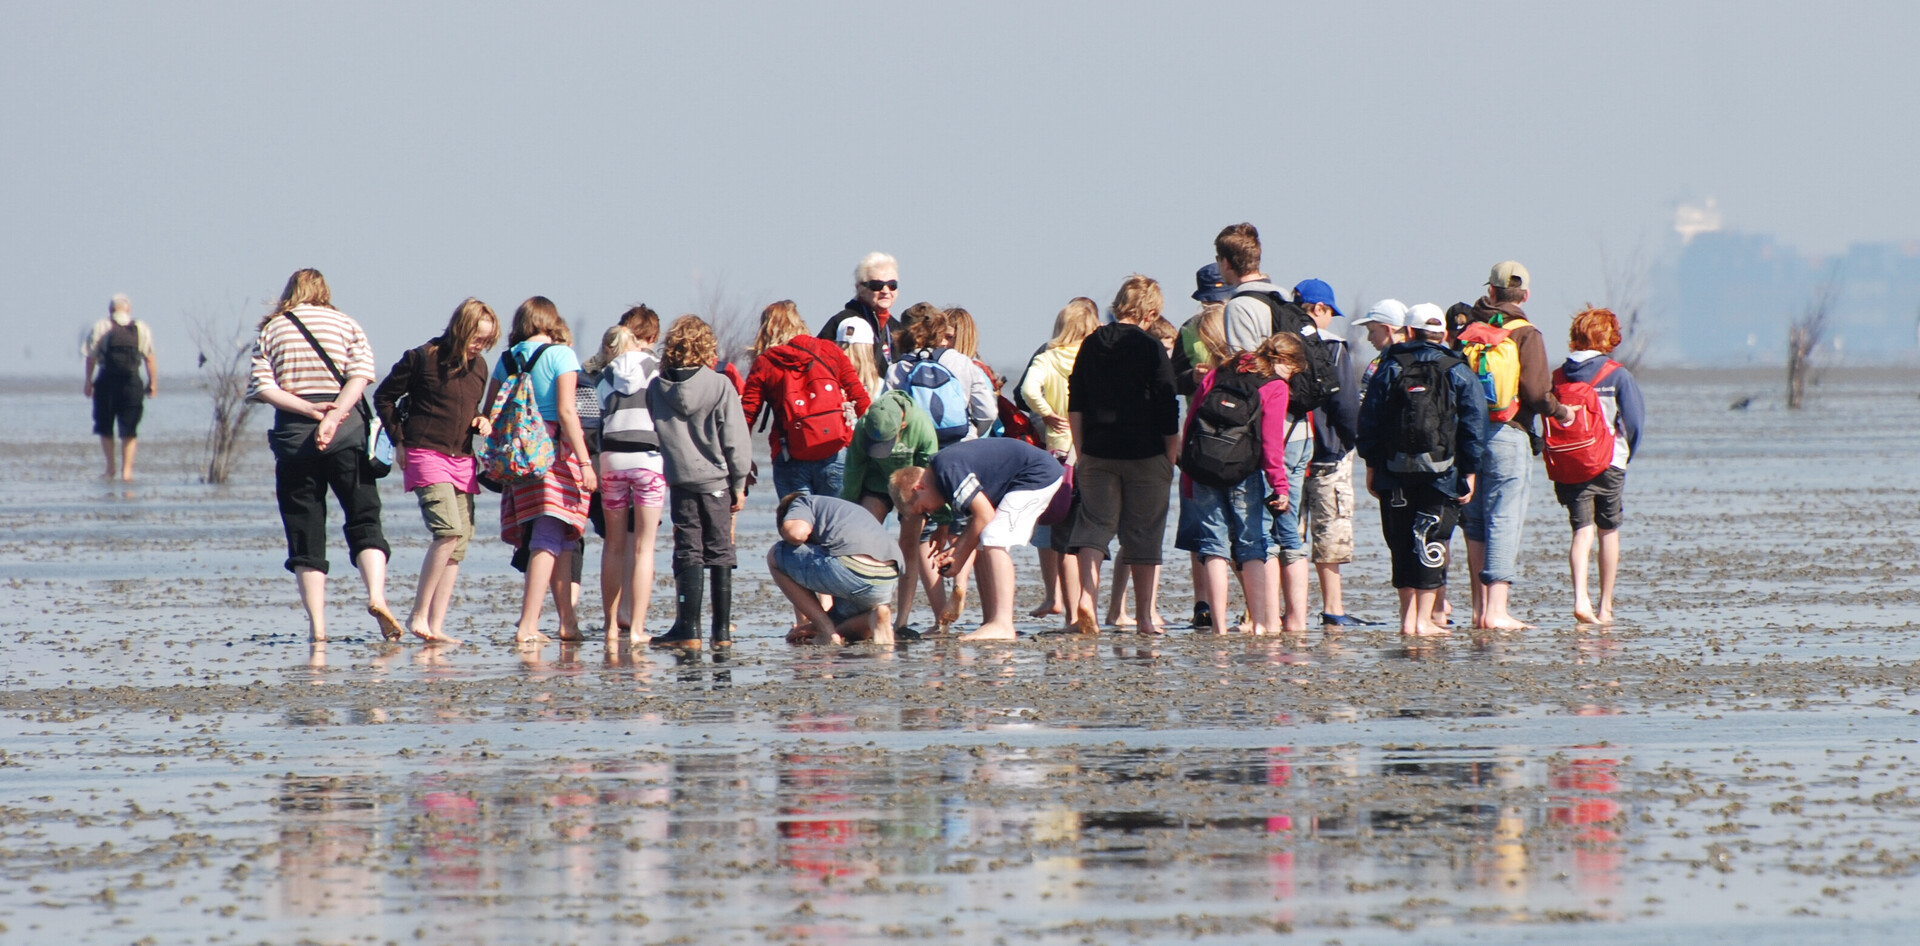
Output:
[
  {"xmin": 1257, "ymin": 378, "xmax": 1293, "ymax": 505},
  {"xmin": 1324, "ymin": 343, "xmax": 1360, "ymax": 453},
  {"xmin": 1615, "ymin": 370, "xmax": 1646, "ymax": 459},
  {"xmin": 1151, "ymin": 346, "xmax": 1181, "ymax": 463},
  {"xmin": 143, "ymin": 353, "xmax": 158, "ymax": 397},
  {"xmin": 779, "ymin": 517, "xmax": 813, "ymax": 545},
  {"xmin": 721, "ymin": 389, "xmax": 752, "ymax": 510},
  {"xmin": 372, "ymin": 349, "xmax": 413, "ymax": 443},
  {"xmin": 553, "ymin": 371, "xmax": 598, "ymax": 493},
  {"xmin": 935, "ymin": 493, "xmax": 997, "ymax": 579},
  {"xmin": 739, "ymin": 357, "xmax": 770, "ymax": 425},
  {"xmin": 835, "ymin": 347, "xmax": 871, "ymax": 415},
  {"xmin": 1452, "ymin": 363, "xmax": 1490, "ymax": 500},
  {"xmin": 83, "ymin": 355, "xmax": 96, "ymax": 398},
  {"xmin": 840, "ymin": 425, "xmax": 871, "ymax": 501},
  {"xmin": 312, "ymin": 377, "xmax": 369, "ymax": 450},
  {"xmin": 1514, "ymin": 327, "xmax": 1565, "ymax": 422},
  {"xmin": 958, "ymin": 352, "xmax": 995, "ymax": 435},
  {"xmin": 1020, "ymin": 354, "xmax": 1066, "ymax": 430}
]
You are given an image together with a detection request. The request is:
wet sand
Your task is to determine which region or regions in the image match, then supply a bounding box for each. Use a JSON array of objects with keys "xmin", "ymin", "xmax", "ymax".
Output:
[{"xmin": 4, "ymin": 374, "xmax": 1919, "ymax": 944}]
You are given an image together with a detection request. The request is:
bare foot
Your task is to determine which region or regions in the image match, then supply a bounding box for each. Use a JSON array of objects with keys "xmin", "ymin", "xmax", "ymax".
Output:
[
  {"xmin": 959, "ymin": 623, "xmax": 1018, "ymax": 641},
  {"xmin": 1070, "ymin": 609, "xmax": 1099, "ymax": 635},
  {"xmin": 1107, "ymin": 613, "xmax": 1136, "ymax": 628},
  {"xmin": 1028, "ymin": 601, "xmax": 1063, "ymax": 618},
  {"xmin": 1478, "ymin": 616, "xmax": 1534, "ymax": 631},
  {"xmin": 1407, "ymin": 621, "xmax": 1453, "ymax": 637},
  {"xmin": 514, "ymin": 627, "xmax": 553, "ymax": 646},
  {"xmin": 628, "ymin": 628, "xmax": 652, "ymax": 645},
  {"xmin": 785, "ymin": 624, "xmax": 837, "ymax": 645},
  {"xmin": 367, "ymin": 603, "xmax": 405, "ymax": 642},
  {"xmin": 1136, "ymin": 620, "xmax": 1168, "ymax": 637},
  {"xmin": 1594, "ymin": 608, "xmax": 1615, "ymax": 626},
  {"xmin": 1573, "ymin": 605, "xmax": 1600, "ymax": 625},
  {"xmin": 870, "ymin": 606, "xmax": 895, "ymax": 646},
  {"xmin": 556, "ymin": 625, "xmax": 585, "ymax": 643},
  {"xmin": 939, "ymin": 599, "xmax": 964, "ymax": 627}
]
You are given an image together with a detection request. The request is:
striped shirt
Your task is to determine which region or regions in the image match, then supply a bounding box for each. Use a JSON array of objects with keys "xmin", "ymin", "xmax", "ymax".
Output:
[{"xmin": 248, "ymin": 305, "xmax": 376, "ymax": 400}]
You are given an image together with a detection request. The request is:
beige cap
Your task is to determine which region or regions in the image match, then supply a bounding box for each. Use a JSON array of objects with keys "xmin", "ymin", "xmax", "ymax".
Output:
[{"xmin": 1487, "ymin": 261, "xmax": 1529, "ymax": 291}]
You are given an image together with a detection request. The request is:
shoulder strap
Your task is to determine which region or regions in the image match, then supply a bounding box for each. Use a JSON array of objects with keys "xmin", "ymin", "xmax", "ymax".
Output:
[
  {"xmin": 1592, "ymin": 360, "xmax": 1620, "ymax": 385},
  {"xmin": 284, "ymin": 313, "xmax": 348, "ymax": 387},
  {"xmin": 508, "ymin": 343, "xmax": 556, "ymax": 377}
]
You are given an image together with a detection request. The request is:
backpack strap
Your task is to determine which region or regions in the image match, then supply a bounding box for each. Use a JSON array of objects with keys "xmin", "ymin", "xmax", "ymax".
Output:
[{"xmin": 1591, "ymin": 360, "xmax": 1620, "ymax": 385}]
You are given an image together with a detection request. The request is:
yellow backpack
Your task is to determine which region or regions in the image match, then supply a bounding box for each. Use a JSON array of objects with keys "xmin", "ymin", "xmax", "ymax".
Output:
[{"xmin": 1457, "ymin": 316, "xmax": 1531, "ymax": 423}]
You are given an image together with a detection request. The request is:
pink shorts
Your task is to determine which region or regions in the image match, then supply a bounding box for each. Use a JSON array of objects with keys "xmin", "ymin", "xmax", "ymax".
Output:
[{"xmin": 601, "ymin": 466, "xmax": 666, "ymax": 511}]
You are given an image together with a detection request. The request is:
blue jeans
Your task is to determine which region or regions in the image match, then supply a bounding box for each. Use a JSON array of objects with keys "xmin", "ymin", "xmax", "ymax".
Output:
[
  {"xmin": 1268, "ymin": 437, "xmax": 1313, "ymax": 565},
  {"xmin": 1181, "ymin": 471, "xmax": 1273, "ymax": 563},
  {"xmin": 1460, "ymin": 423, "xmax": 1532, "ymax": 585},
  {"xmin": 769, "ymin": 542, "xmax": 896, "ymax": 620},
  {"xmin": 772, "ymin": 452, "xmax": 845, "ymax": 498}
]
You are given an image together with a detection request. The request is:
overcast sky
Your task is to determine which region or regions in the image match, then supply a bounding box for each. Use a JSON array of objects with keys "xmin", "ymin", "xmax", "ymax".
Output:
[{"xmin": 6, "ymin": 1, "xmax": 1916, "ymax": 378}]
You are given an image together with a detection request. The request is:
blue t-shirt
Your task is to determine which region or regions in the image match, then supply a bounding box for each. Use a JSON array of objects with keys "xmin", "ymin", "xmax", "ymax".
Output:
[
  {"xmin": 929, "ymin": 438, "xmax": 1062, "ymax": 513},
  {"xmin": 783, "ymin": 494, "xmax": 896, "ymax": 562},
  {"xmin": 492, "ymin": 340, "xmax": 583, "ymax": 420}
]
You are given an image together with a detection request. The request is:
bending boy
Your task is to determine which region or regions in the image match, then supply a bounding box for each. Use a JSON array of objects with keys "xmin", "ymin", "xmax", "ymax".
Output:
[
  {"xmin": 889, "ymin": 439, "xmax": 1065, "ymax": 641},
  {"xmin": 771, "ymin": 492, "xmax": 901, "ymax": 646}
]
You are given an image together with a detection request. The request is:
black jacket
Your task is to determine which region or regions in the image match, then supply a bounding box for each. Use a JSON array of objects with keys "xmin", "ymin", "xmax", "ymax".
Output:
[
  {"xmin": 1310, "ymin": 333, "xmax": 1361, "ymax": 462},
  {"xmin": 1067, "ymin": 322, "xmax": 1179, "ymax": 460},
  {"xmin": 817, "ymin": 298, "xmax": 894, "ymax": 369}
]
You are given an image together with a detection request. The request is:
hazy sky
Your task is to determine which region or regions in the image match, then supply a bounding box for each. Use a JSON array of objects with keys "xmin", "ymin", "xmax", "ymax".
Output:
[{"xmin": 6, "ymin": 1, "xmax": 1916, "ymax": 378}]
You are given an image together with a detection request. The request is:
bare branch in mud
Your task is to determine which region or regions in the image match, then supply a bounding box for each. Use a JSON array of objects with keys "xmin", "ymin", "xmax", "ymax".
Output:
[
  {"xmin": 1600, "ymin": 237, "xmax": 1656, "ymax": 373},
  {"xmin": 188, "ymin": 300, "xmax": 260, "ymax": 484},
  {"xmin": 1786, "ymin": 270, "xmax": 1840, "ymax": 410}
]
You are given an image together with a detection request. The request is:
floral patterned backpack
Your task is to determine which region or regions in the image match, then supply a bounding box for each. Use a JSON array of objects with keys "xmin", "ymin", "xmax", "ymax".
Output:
[{"xmin": 481, "ymin": 343, "xmax": 557, "ymax": 486}]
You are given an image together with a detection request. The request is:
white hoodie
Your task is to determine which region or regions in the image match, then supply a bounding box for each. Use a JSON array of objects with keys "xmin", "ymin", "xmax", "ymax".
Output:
[{"xmin": 596, "ymin": 350, "xmax": 663, "ymax": 473}]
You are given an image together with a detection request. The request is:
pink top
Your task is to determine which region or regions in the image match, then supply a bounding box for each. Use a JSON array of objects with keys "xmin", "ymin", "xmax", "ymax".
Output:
[
  {"xmin": 403, "ymin": 446, "xmax": 479, "ymax": 493},
  {"xmin": 1184, "ymin": 360, "xmax": 1293, "ymax": 497}
]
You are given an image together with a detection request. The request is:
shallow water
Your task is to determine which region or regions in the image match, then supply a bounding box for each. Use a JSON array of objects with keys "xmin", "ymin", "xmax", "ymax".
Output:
[{"xmin": 4, "ymin": 374, "xmax": 1920, "ymax": 944}]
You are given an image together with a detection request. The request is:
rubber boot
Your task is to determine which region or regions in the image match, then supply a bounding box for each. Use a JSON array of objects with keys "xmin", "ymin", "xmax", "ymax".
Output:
[
  {"xmin": 709, "ymin": 566, "xmax": 733, "ymax": 649},
  {"xmin": 650, "ymin": 565, "xmax": 704, "ymax": 648}
]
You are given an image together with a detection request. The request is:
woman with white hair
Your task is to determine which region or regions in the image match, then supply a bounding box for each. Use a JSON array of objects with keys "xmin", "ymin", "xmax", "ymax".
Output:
[{"xmin": 818, "ymin": 252, "xmax": 899, "ymax": 368}]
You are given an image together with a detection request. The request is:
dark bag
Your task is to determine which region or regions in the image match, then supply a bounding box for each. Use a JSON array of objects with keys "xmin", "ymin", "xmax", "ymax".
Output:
[
  {"xmin": 279, "ymin": 313, "xmax": 392, "ymax": 477},
  {"xmin": 269, "ymin": 395, "xmax": 367, "ymax": 461},
  {"xmin": 1232, "ymin": 289, "xmax": 1339, "ymax": 419},
  {"xmin": 102, "ymin": 322, "xmax": 144, "ymax": 377},
  {"xmin": 1178, "ymin": 361, "xmax": 1269, "ymax": 488},
  {"xmin": 1384, "ymin": 348, "xmax": 1465, "ymax": 475}
]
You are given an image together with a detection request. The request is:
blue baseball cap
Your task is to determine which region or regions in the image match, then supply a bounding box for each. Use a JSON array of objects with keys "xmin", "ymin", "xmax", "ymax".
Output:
[
  {"xmin": 1192, "ymin": 263, "xmax": 1233, "ymax": 303},
  {"xmin": 1293, "ymin": 278, "xmax": 1344, "ymax": 319}
]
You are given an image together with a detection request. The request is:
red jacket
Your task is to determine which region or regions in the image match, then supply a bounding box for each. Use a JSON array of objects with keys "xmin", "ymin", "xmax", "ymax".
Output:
[{"xmin": 740, "ymin": 335, "xmax": 873, "ymax": 456}]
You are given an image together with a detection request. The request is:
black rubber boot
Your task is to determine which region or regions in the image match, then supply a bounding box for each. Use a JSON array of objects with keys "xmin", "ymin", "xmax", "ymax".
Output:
[
  {"xmin": 650, "ymin": 565, "xmax": 704, "ymax": 648},
  {"xmin": 709, "ymin": 566, "xmax": 733, "ymax": 649}
]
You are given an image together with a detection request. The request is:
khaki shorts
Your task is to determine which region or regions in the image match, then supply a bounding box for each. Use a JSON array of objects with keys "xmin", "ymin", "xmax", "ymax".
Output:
[
  {"xmin": 1303, "ymin": 453, "xmax": 1354, "ymax": 565},
  {"xmin": 414, "ymin": 483, "xmax": 475, "ymax": 563}
]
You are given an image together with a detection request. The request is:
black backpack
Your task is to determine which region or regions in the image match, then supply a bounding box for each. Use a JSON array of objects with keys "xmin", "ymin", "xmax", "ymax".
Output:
[
  {"xmin": 103, "ymin": 322, "xmax": 143, "ymax": 377},
  {"xmin": 1178, "ymin": 360, "xmax": 1269, "ymax": 488},
  {"xmin": 1231, "ymin": 289, "xmax": 1338, "ymax": 420},
  {"xmin": 1383, "ymin": 348, "xmax": 1465, "ymax": 475}
]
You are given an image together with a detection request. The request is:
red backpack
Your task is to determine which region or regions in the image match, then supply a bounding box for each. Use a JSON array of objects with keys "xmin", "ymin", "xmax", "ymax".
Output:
[
  {"xmin": 1542, "ymin": 360, "xmax": 1619, "ymax": 484},
  {"xmin": 778, "ymin": 348, "xmax": 853, "ymax": 461}
]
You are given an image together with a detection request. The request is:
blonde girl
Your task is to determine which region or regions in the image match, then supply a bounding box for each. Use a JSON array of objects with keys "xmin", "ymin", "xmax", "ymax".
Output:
[{"xmin": 588, "ymin": 310, "xmax": 665, "ymax": 643}]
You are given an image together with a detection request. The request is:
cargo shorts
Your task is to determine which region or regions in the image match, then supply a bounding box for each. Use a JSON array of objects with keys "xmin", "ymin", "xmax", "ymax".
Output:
[{"xmin": 1303, "ymin": 452, "xmax": 1355, "ymax": 565}]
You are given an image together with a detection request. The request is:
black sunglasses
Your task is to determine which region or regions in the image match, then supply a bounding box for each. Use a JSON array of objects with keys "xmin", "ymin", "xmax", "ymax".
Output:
[{"xmin": 860, "ymin": 279, "xmax": 898, "ymax": 291}]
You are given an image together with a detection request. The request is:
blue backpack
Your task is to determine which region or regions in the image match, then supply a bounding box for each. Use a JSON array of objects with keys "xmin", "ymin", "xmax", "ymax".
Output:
[{"xmin": 898, "ymin": 348, "xmax": 970, "ymax": 445}]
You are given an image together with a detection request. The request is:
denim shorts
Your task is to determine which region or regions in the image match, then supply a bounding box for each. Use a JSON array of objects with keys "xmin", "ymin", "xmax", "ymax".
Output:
[
  {"xmin": 1180, "ymin": 471, "xmax": 1273, "ymax": 564},
  {"xmin": 770, "ymin": 541, "xmax": 896, "ymax": 620},
  {"xmin": 1268, "ymin": 437, "xmax": 1313, "ymax": 564},
  {"xmin": 772, "ymin": 453, "xmax": 846, "ymax": 498}
]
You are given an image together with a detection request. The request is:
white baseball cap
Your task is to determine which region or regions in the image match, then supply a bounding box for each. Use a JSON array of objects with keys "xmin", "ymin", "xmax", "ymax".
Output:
[
  {"xmin": 836, "ymin": 318, "xmax": 875, "ymax": 345},
  {"xmin": 1405, "ymin": 303, "xmax": 1447, "ymax": 333},
  {"xmin": 1354, "ymin": 299, "xmax": 1408, "ymax": 329}
]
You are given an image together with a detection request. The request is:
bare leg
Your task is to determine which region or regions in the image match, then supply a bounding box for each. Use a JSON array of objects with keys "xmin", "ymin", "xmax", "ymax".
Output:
[
  {"xmin": 1190, "ymin": 553, "xmax": 1206, "ymax": 621},
  {"xmin": 408, "ymin": 536, "xmax": 461, "ymax": 641},
  {"xmin": 626, "ymin": 507, "xmax": 661, "ymax": 641},
  {"xmin": 1466, "ymin": 539, "xmax": 1488, "ymax": 627},
  {"xmin": 426, "ymin": 563, "xmax": 460, "ymax": 642},
  {"xmin": 958, "ymin": 547, "xmax": 1018, "ymax": 640},
  {"xmin": 1199, "ymin": 558, "xmax": 1231, "ymax": 634},
  {"xmin": 1569, "ymin": 523, "xmax": 1598, "ymax": 624},
  {"xmin": 835, "ymin": 603, "xmax": 894, "ymax": 646},
  {"xmin": 1596, "ymin": 527, "xmax": 1620, "ymax": 625},
  {"xmin": 1255, "ymin": 558, "xmax": 1280, "ymax": 634},
  {"xmin": 771, "ymin": 548, "xmax": 840, "ymax": 644},
  {"xmin": 1238, "ymin": 559, "xmax": 1273, "ymax": 635},
  {"xmin": 1396, "ymin": 587, "xmax": 1417, "ymax": 635},
  {"xmin": 1480, "ymin": 581, "xmax": 1533, "ymax": 630},
  {"xmin": 1058, "ymin": 550, "xmax": 1083, "ymax": 631},
  {"xmin": 553, "ymin": 546, "xmax": 583, "ymax": 641},
  {"xmin": 296, "ymin": 566, "xmax": 327, "ymax": 642},
  {"xmin": 1409, "ymin": 588, "xmax": 1448, "ymax": 636},
  {"xmin": 516, "ymin": 549, "xmax": 556, "ymax": 644},
  {"xmin": 1316, "ymin": 562, "xmax": 1344, "ymax": 616},
  {"xmin": 1280, "ymin": 558, "xmax": 1311, "ymax": 634},
  {"xmin": 602, "ymin": 507, "xmax": 630, "ymax": 636},
  {"xmin": 98, "ymin": 436, "xmax": 117, "ymax": 478},
  {"xmin": 1030, "ymin": 548, "xmax": 1063, "ymax": 617},
  {"xmin": 119, "ymin": 438, "xmax": 138, "ymax": 481},
  {"xmin": 1129, "ymin": 563, "xmax": 1164, "ymax": 634},
  {"xmin": 355, "ymin": 548, "xmax": 403, "ymax": 641},
  {"xmin": 1433, "ymin": 584, "xmax": 1453, "ymax": 625},
  {"xmin": 1106, "ymin": 566, "xmax": 1133, "ymax": 627},
  {"xmin": 1070, "ymin": 552, "xmax": 1102, "ymax": 634},
  {"xmin": 942, "ymin": 556, "xmax": 974, "ymax": 627}
]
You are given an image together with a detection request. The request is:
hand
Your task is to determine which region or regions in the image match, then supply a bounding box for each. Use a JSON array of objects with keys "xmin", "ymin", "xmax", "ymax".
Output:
[
  {"xmin": 308, "ymin": 401, "xmax": 340, "ymax": 421},
  {"xmin": 472, "ymin": 415, "xmax": 492, "ymax": 438},
  {"xmin": 1267, "ymin": 492, "xmax": 1289, "ymax": 514},
  {"xmin": 314, "ymin": 408, "xmax": 345, "ymax": 450},
  {"xmin": 747, "ymin": 461, "xmax": 759, "ymax": 488},
  {"xmin": 731, "ymin": 490, "xmax": 746, "ymax": 513},
  {"xmin": 1457, "ymin": 474, "xmax": 1477, "ymax": 505},
  {"xmin": 579, "ymin": 465, "xmax": 598, "ymax": 494},
  {"xmin": 83, "ymin": 380, "xmax": 93, "ymax": 398},
  {"xmin": 1365, "ymin": 467, "xmax": 1381, "ymax": 500},
  {"xmin": 1044, "ymin": 414, "xmax": 1070, "ymax": 432},
  {"xmin": 146, "ymin": 384, "xmax": 157, "ymax": 398},
  {"xmin": 1556, "ymin": 404, "xmax": 1581, "ymax": 424},
  {"xmin": 392, "ymin": 444, "xmax": 408, "ymax": 471}
]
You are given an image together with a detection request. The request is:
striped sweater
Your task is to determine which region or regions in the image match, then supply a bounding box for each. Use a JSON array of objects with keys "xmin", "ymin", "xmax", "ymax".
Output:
[{"xmin": 248, "ymin": 305, "xmax": 376, "ymax": 401}]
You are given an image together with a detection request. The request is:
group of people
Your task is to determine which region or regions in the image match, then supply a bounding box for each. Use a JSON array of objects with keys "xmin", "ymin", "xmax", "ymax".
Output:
[{"xmin": 211, "ymin": 224, "xmax": 1644, "ymax": 647}]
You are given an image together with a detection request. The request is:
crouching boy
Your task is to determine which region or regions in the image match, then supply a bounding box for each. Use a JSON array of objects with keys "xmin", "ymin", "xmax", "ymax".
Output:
[
  {"xmin": 772, "ymin": 492, "xmax": 902, "ymax": 646},
  {"xmin": 889, "ymin": 439, "xmax": 1065, "ymax": 641}
]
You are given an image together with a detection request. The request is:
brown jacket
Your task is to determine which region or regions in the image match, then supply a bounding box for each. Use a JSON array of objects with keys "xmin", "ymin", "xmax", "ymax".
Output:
[
  {"xmin": 373, "ymin": 341, "xmax": 492, "ymax": 457},
  {"xmin": 1469, "ymin": 300, "xmax": 1560, "ymax": 434}
]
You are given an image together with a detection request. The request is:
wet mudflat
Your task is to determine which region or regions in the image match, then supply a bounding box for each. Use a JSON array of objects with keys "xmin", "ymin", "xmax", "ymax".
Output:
[{"xmin": 4, "ymin": 372, "xmax": 1919, "ymax": 945}]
